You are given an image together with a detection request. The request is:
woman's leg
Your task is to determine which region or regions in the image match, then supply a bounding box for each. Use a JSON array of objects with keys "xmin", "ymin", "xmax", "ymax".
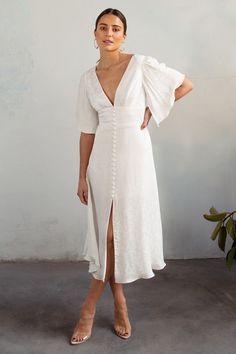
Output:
[
  {"xmin": 107, "ymin": 204, "xmax": 132, "ymax": 337},
  {"xmin": 82, "ymin": 201, "xmax": 117, "ymax": 302},
  {"xmin": 71, "ymin": 201, "xmax": 115, "ymax": 342},
  {"xmin": 109, "ymin": 274, "xmax": 132, "ymax": 337}
]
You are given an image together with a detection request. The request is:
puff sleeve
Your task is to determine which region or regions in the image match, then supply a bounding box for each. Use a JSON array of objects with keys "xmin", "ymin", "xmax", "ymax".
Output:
[
  {"xmin": 76, "ymin": 72, "xmax": 99, "ymax": 134},
  {"xmin": 142, "ymin": 55, "xmax": 185, "ymax": 127}
]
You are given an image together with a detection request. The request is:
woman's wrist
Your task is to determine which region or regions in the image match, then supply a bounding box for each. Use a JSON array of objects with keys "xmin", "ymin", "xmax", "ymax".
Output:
[{"xmin": 79, "ymin": 174, "xmax": 86, "ymax": 181}]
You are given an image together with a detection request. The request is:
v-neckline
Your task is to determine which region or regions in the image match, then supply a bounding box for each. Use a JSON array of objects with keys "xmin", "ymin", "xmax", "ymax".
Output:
[{"xmin": 94, "ymin": 54, "xmax": 136, "ymax": 107}]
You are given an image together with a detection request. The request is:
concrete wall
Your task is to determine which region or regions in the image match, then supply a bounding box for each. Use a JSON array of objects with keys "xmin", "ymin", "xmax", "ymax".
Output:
[{"xmin": 0, "ymin": 0, "xmax": 235, "ymax": 260}]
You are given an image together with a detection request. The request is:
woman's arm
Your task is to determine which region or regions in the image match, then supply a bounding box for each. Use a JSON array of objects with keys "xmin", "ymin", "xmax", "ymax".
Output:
[
  {"xmin": 79, "ymin": 132, "xmax": 95, "ymax": 179},
  {"xmin": 175, "ymin": 77, "xmax": 194, "ymax": 101},
  {"xmin": 78, "ymin": 132, "xmax": 95, "ymax": 204},
  {"xmin": 141, "ymin": 76, "xmax": 194, "ymax": 129}
]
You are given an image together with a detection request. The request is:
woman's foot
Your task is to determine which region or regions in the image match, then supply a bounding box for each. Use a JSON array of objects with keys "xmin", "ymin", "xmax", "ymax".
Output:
[
  {"xmin": 70, "ymin": 302, "xmax": 96, "ymax": 345},
  {"xmin": 113, "ymin": 298, "xmax": 132, "ymax": 339}
]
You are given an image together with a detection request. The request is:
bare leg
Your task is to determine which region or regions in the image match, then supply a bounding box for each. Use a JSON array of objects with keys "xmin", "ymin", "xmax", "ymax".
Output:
[
  {"xmin": 71, "ymin": 201, "xmax": 116, "ymax": 343},
  {"xmin": 107, "ymin": 204, "xmax": 132, "ymax": 337},
  {"xmin": 109, "ymin": 273, "xmax": 132, "ymax": 337}
]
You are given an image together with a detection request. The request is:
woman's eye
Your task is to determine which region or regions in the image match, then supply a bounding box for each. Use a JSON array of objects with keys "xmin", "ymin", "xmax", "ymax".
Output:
[{"xmin": 99, "ymin": 26, "xmax": 120, "ymax": 32}]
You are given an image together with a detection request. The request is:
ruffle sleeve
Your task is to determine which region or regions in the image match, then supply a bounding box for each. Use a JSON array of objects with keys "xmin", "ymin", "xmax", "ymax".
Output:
[
  {"xmin": 76, "ymin": 72, "xmax": 99, "ymax": 134},
  {"xmin": 142, "ymin": 55, "xmax": 185, "ymax": 127}
]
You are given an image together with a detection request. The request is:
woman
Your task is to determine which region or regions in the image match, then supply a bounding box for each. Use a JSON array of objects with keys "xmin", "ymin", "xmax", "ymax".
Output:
[{"xmin": 71, "ymin": 8, "xmax": 193, "ymax": 345}]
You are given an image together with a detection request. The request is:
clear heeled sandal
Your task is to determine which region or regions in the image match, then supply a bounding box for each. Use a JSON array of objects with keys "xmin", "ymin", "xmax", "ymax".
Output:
[
  {"xmin": 113, "ymin": 307, "xmax": 131, "ymax": 339},
  {"xmin": 70, "ymin": 310, "xmax": 96, "ymax": 345}
]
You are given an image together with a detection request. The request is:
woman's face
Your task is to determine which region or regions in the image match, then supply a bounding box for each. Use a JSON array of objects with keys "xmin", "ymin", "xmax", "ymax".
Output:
[{"xmin": 94, "ymin": 14, "xmax": 126, "ymax": 52}]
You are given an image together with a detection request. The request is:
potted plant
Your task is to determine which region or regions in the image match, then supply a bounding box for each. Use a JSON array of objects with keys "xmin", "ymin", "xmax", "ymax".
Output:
[{"xmin": 203, "ymin": 206, "xmax": 236, "ymax": 270}]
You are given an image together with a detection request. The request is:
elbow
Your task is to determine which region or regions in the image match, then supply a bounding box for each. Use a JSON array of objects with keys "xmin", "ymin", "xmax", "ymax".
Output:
[
  {"xmin": 182, "ymin": 77, "xmax": 194, "ymax": 91},
  {"xmin": 189, "ymin": 81, "xmax": 194, "ymax": 91}
]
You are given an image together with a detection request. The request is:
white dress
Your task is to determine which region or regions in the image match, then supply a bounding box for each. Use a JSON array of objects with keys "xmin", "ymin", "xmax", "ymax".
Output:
[{"xmin": 76, "ymin": 53, "xmax": 185, "ymax": 283}]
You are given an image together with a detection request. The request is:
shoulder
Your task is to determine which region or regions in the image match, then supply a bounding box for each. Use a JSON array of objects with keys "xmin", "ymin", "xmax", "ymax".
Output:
[
  {"xmin": 78, "ymin": 67, "xmax": 94, "ymax": 88},
  {"xmin": 80, "ymin": 67, "xmax": 93, "ymax": 80},
  {"xmin": 124, "ymin": 53, "xmax": 160, "ymax": 70},
  {"xmin": 79, "ymin": 64, "xmax": 95, "ymax": 81},
  {"xmin": 132, "ymin": 53, "xmax": 148, "ymax": 64},
  {"xmin": 133, "ymin": 53, "xmax": 159, "ymax": 62},
  {"xmin": 133, "ymin": 54, "xmax": 163, "ymax": 71}
]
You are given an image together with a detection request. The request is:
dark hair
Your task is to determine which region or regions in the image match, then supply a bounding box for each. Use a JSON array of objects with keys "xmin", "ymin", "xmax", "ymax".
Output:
[{"xmin": 95, "ymin": 8, "xmax": 127, "ymax": 35}]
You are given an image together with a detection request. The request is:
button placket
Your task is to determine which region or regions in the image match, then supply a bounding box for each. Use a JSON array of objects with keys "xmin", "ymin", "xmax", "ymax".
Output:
[
  {"xmin": 111, "ymin": 108, "xmax": 117, "ymax": 198},
  {"xmin": 111, "ymin": 108, "xmax": 118, "ymax": 281}
]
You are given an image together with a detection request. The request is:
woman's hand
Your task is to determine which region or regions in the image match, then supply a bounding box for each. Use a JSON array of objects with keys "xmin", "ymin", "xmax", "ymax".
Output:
[
  {"xmin": 140, "ymin": 107, "xmax": 152, "ymax": 129},
  {"xmin": 77, "ymin": 177, "xmax": 88, "ymax": 205}
]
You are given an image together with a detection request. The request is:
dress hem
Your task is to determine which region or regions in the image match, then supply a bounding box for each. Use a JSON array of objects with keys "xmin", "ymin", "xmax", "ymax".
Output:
[{"xmin": 90, "ymin": 262, "xmax": 167, "ymax": 284}]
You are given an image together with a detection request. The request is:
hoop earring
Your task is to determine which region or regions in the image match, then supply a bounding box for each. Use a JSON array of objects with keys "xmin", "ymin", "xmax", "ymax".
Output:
[{"xmin": 94, "ymin": 38, "xmax": 98, "ymax": 49}]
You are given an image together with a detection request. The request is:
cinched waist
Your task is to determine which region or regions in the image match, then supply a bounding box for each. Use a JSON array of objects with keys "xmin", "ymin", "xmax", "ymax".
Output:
[{"xmin": 98, "ymin": 106, "xmax": 146, "ymax": 128}]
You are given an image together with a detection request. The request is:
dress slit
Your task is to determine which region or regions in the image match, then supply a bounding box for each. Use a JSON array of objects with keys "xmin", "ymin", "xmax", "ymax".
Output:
[{"xmin": 103, "ymin": 198, "xmax": 116, "ymax": 283}]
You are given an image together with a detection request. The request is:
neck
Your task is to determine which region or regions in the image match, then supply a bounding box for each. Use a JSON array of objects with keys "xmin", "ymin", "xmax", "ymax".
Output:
[{"xmin": 97, "ymin": 51, "xmax": 124, "ymax": 69}]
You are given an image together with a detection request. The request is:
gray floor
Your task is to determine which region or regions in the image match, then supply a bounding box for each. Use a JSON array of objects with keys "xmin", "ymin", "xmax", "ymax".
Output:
[{"xmin": 0, "ymin": 258, "xmax": 235, "ymax": 354}]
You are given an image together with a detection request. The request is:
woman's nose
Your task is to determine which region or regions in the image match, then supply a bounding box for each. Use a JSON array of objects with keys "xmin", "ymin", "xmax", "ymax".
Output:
[{"xmin": 106, "ymin": 27, "xmax": 113, "ymax": 35}]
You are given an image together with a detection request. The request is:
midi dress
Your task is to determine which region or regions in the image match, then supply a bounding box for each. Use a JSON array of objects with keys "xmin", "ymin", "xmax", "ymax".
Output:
[{"xmin": 76, "ymin": 53, "xmax": 185, "ymax": 283}]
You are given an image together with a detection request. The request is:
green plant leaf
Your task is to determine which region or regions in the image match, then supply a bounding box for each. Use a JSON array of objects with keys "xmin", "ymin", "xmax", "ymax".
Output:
[
  {"xmin": 233, "ymin": 241, "xmax": 236, "ymax": 261},
  {"xmin": 226, "ymin": 246, "xmax": 236, "ymax": 270},
  {"xmin": 204, "ymin": 212, "xmax": 228, "ymax": 222},
  {"xmin": 209, "ymin": 206, "xmax": 219, "ymax": 214},
  {"xmin": 210, "ymin": 220, "xmax": 223, "ymax": 240},
  {"xmin": 218, "ymin": 226, "xmax": 227, "ymax": 252},
  {"xmin": 226, "ymin": 217, "xmax": 236, "ymax": 241}
]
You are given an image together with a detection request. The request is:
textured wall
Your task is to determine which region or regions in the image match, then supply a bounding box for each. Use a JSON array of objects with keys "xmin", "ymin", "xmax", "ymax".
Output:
[{"xmin": 0, "ymin": 0, "xmax": 235, "ymax": 260}]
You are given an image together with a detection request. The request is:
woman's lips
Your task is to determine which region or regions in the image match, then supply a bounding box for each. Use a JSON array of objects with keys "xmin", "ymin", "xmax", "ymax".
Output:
[{"xmin": 103, "ymin": 40, "xmax": 113, "ymax": 44}]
